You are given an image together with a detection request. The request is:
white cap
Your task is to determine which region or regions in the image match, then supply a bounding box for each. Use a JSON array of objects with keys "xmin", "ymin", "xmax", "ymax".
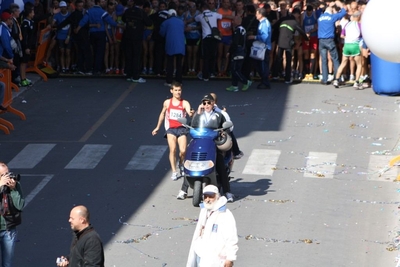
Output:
[
  {"xmin": 59, "ymin": 1, "xmax": 67, "ymax": 7},
  {"xmin": 168, "ymin": 9, "xmax": 177, "ymax": 16},
  {"xmin": 203, "ymin": 185, "xmax": 219, "ymax": 195}
]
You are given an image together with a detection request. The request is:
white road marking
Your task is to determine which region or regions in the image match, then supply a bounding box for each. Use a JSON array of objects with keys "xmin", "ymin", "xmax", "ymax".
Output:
[
  {"xmin": 65, "ymin": 144, "xmax": 112, "ymax": 169},
  {"xmin": 242, "ymin": 149, "xmax": 281, "ymax": 176},
  {"xmin": 304, "ymin": 152, "xmax": 337, "ymax": 178},
  {"xmin": 7, "ymin": 144, "xmax": 56, "ymax": 169},
  {"xmin": 23, "ymin": 174, "xmax": 54, "ymax": 208},
  {"xmin": 125, "ymin": 145, "xmax": 168, "ymax": 170}
]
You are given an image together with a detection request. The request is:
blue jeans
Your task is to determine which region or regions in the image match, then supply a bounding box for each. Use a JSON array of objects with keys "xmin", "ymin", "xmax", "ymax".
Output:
[
  {"xmin": 256, "ymin": 49, "xmax": 271, "ymax": 86},
  {"xmin": 0, "ymin": 228, "xmax": 17, "ymax": 267},
  {"xmin": 319, "ymin": 38, "xmax": 340, "ymax": 83}
]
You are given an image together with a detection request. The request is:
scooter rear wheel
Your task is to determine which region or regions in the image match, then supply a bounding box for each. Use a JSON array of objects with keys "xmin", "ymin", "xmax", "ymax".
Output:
[{"xmin": 193, "ymin": 180, "xmax": 203, "ymax": 207}]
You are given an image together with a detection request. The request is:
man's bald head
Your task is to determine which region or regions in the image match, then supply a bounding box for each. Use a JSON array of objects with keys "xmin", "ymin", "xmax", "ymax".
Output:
[
  {"xmin": 72, "ymin": 205, "xmax": 90, "ymax": 222},
  {"xmin": 69, "ymin": 205, "xmax": 90, "ymax": 231}
]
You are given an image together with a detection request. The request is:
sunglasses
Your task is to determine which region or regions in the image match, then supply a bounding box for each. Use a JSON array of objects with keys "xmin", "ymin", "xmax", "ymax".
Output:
[
  {"xmin": 202, "ymin": 101, "xmax": 212, "ymax": 105},
  {"xmin": 203, "ymin": 193, "xmax": 216, "ymax": 199}
]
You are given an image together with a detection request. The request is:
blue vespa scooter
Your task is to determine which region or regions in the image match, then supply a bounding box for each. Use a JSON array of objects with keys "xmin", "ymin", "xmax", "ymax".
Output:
[{"xmin": 178, "ymin": 118, "xmax": 233, "ymax": 207}]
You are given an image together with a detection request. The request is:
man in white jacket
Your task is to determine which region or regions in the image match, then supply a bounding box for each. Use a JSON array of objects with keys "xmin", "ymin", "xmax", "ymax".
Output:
[{"xmin": 187, "ymin": 185, "xmax": 238, "ymax": 267}]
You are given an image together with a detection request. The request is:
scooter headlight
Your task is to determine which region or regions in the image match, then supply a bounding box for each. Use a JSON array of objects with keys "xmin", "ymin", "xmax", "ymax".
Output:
[{"xmin": 184, "ymin": 160, "xmax": 214, "ymax": 171}]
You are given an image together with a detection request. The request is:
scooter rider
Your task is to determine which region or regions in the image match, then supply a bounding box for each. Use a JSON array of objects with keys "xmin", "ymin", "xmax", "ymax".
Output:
[
  {"xmin": 210, "ymin": 92, "xmax": 244, "ymax": 160},
  {"xmin": 191, "ymin": 94, "xmax": 234, "ymax": 202}
]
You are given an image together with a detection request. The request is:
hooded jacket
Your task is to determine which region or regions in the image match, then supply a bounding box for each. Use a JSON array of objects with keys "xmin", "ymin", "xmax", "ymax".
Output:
[{"xmin": 187, "ymin": 196, "xmax": 238, "ymax": 267}]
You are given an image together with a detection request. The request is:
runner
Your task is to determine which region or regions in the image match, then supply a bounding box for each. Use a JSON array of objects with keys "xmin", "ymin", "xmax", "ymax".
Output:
[{"xmin": 152, "ymin": 82, "xmax": 193, "ymax": 180}]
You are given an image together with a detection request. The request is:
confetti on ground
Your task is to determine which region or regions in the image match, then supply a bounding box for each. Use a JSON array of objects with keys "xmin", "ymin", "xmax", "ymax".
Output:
[
  {"xmin": 242, "ymin": 197, "xmax": 295, "ymax": 203},
  {"xmin": 262, "ymin": 135, "xmax": 294, "ymax": 145},
  {"xmin": 242, "ymin": 234, "xmax": 319, "ymax": 244},
  {"xmin": 352, "ymin": 199, "xmax": 400, "ymax": 205}
]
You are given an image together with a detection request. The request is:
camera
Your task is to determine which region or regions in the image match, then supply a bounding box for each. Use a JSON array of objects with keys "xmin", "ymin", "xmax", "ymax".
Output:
[{"xmin": 6, "ymin": 172, "xmax": 20, "ymax": 182}]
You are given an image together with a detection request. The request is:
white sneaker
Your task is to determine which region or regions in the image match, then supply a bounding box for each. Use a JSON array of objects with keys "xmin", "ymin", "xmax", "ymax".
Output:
[
  {"xmin": 353, "ymin": 82, "xmax": 362, "ymax": 90},
  {"xmin": 132, "ymin": 77, "xmax": 146, "ymax": 83},
  {"xmin": 327, "ymin": 74, "xmax": 334, "ymax": 82},
  {"xmin": 225, "ymin": 192, "xmax": 234, "ymax": 202},
  {"xmin": 176, "ymin": 190, "xmax": 187, "ymax": 200},
  {"xmin": 349, "ymin": 74, "xmax": 355, "ymax": 81},
  {"xmin": 171, "ymin": 172, "xmax": 178, "ymax": 181},
  {"xmin": 332, "ymin": 80, "xmax": 339, "ymax": 88}
]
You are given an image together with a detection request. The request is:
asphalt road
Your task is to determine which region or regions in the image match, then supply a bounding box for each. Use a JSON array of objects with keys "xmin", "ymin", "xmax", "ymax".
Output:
[{"xmin": 1, "ymin": 76, "xmax": 399, "ymax": 267}]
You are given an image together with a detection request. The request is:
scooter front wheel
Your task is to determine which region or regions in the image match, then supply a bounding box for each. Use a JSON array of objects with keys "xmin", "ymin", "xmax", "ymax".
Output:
[{"xmin": 192, "ymin": 180, "xmax": 203, "ymax": 207}]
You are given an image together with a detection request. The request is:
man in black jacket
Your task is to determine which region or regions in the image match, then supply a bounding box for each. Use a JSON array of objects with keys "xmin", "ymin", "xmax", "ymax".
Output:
[
  {"xmin": 9, "ymin": 4, "xmax": 23, "ymax": 84},
  {"xmin": 272, "ymin": 8, "xmax": 308, "ymax": 84},
  {"xmin": 57, "ymin": 206, "xmax": 104, "ymax": 267},
  {"xmin": 149, "ymin": 1, "xmax": 168, "ymax": 76},
  {"xmin": 122, "ymin": 0, "xmax": 152, "ymax": 83},
  {"xmin": 226, "ymin": 16, "xmax": 252, "ymax": 92},
  {"xmin": 240, "ymin": 4, "xmax": 258, "ymax": 81},
  {"xmin": 57, "ymin": 0, "xmax": 92, "ymax": 74}
]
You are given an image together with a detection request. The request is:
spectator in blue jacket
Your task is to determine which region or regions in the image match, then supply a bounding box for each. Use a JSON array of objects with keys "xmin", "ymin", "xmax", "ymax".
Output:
[
  {"xmin": 317, "ymin": 0, "xmax": 347, "ymax": 85},
  {"xmin": 247, "ymin": 7, "xmax": 272, "ymax": 90},
  {"xmin": 160, "ymin": 9, "xmax": 185, "ymax": 86},
  {"xmin": 75, "ymin": 0, "xmax": 117, "ymax": 74},
  {"xmin": 0, "ymin": 12, "xmax": 14, "ymax": 64},
  {"xmin": 53, "ymin": 1, "xmax": 71, "ymax": 73}
]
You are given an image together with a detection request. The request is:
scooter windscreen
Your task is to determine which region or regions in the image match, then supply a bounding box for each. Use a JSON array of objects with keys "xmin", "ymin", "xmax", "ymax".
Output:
[{"xmin": 189, "ymin": 128, "xmax": 219, "ymax": 139}]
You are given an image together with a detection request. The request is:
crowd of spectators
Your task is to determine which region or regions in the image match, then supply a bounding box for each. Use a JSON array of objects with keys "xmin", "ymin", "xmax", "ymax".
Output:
[{"xmin": 0, "ymin": 0, "xmax": 371, "ymax": 88}]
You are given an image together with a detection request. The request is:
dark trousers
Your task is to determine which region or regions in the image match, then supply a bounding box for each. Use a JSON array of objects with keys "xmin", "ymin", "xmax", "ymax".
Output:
[
  {"xmin": 90, "ymin": 31, "xmax": 106, "ymax": 73},
  {"xmin": 256, "ymin": 49, "xmax": 271, "ymax": 86},
  {"xmin": 242, "ymin": 40, "xmax": 254, "ymax": 80},
  {"xmin": 230, "ymin": 59, "xmax": 248, "ymax": 86},
  {"xmin": 166, "ymin": 54, "xmax": 183, "ymax": 84},
  {"xmin": 216, "ymin": 150, "xmax": 230, "ymax": 194},
  {"xmin": 75, "ymin": 38, "xmax": 92, "ymax": 72},
  {"xmin": 201, "ymin": 37, "xmax": 218, "ymax": 79},
  {"xmin": 12, "ymin": 53, "xmax": 21, "ymax": 82},
  {"xmin": 153, "ymin": 40, "xmax": 165, "ymax": 75},
  {"xmin": 230, "ymin": 131, "xmax": 240, "ymax": 156},
  {"xmin": 273, "ymin": 47, "xmax": 292, "ymax": 82},
  {"xmin": 181, "ymin": 176, "xmax": 189, "ymax": 193},
  {"xmin": 124, "ymin": 39, "xmax": 142, "ymax": 79},
  {"xmin": 242, "ymin": 55, "xmax": 254, "ymax": 80}
]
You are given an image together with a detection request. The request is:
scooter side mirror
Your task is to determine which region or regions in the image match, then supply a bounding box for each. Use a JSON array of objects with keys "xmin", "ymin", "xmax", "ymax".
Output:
[
  {"xmin": 222, "ymin": 121, "xmax": 233, "ymax": 129},
  {"xmin": 178, "ymin": 118, "xmax": 188, "ymax": 125}
]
